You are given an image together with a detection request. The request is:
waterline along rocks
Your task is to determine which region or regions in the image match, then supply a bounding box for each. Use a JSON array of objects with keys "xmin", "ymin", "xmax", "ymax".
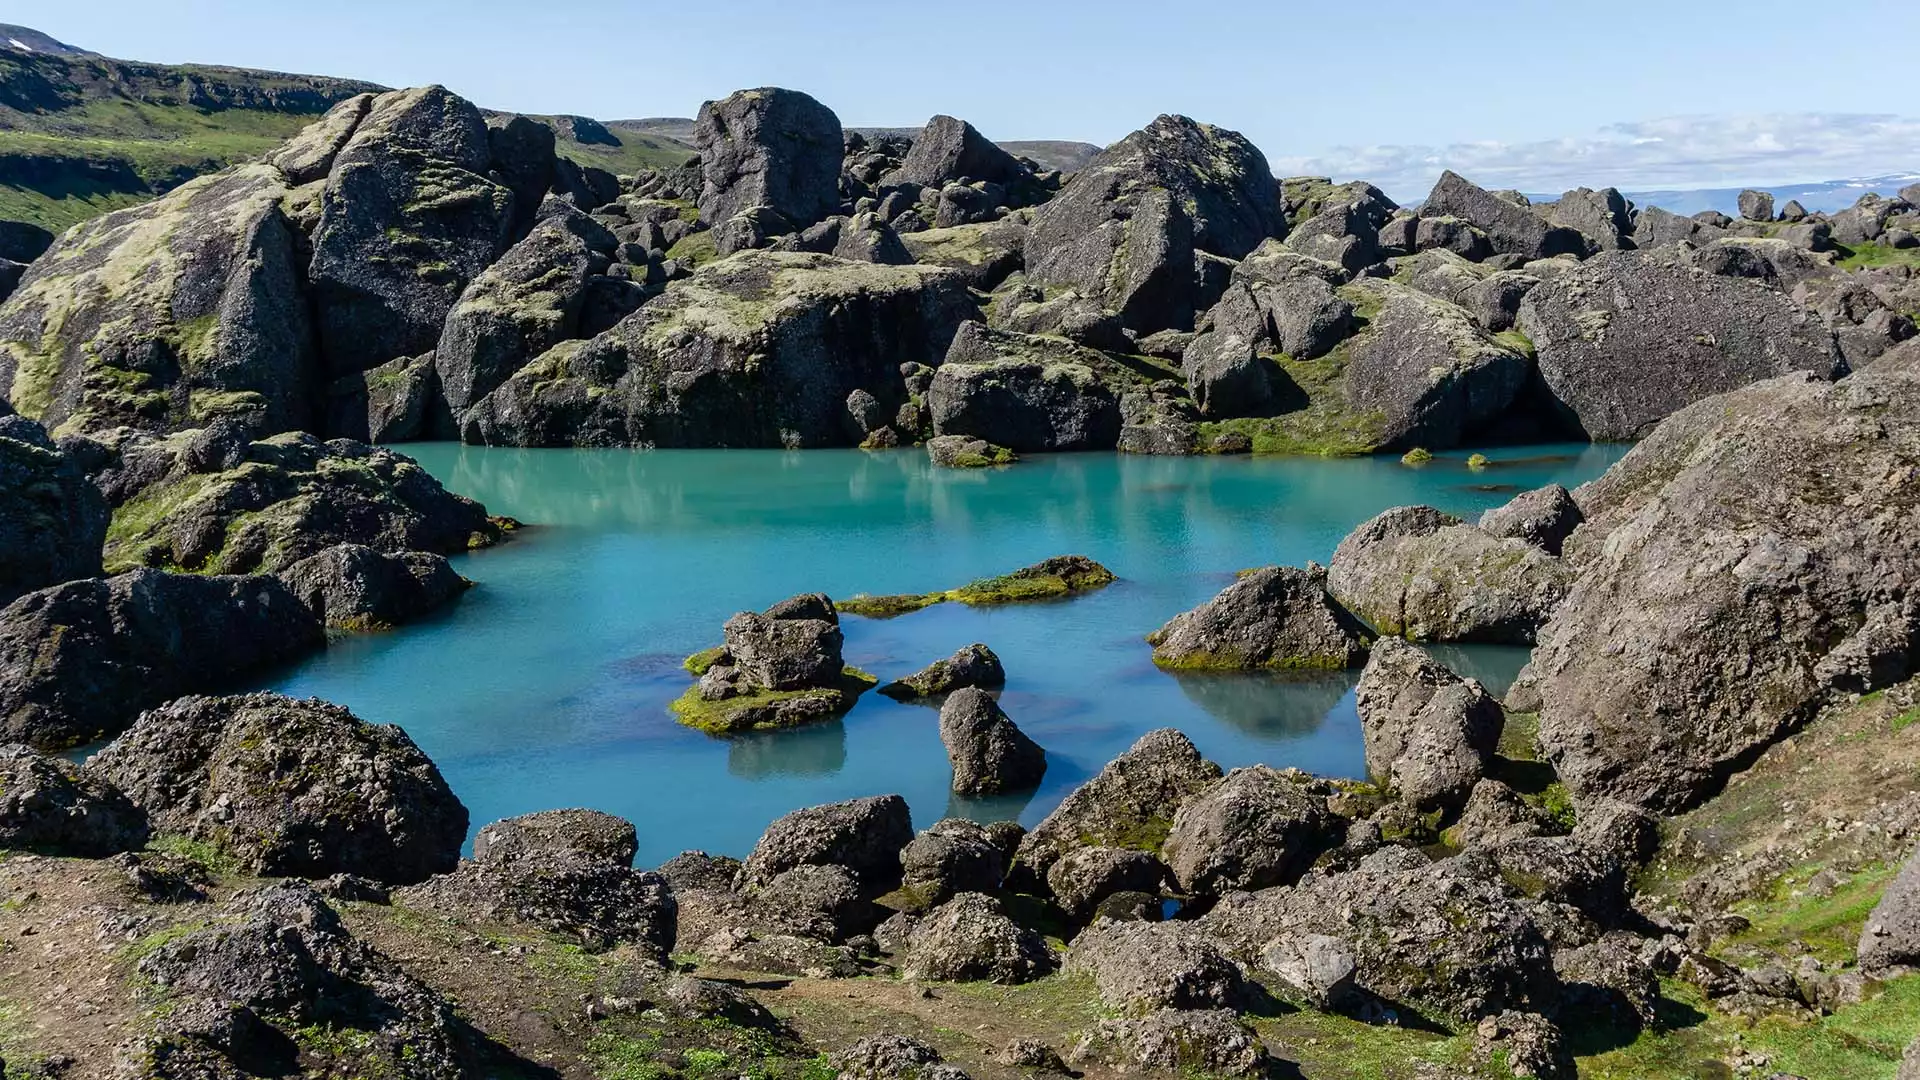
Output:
[{"xmin": 5, "ymin": 48, "xmax": 1920, "ymax": 1079}]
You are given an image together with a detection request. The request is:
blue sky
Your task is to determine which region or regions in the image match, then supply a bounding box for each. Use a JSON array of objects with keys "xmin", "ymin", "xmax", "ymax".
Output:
[{"xmin": 18, "ymin": 0, "xmax": 1917, "ymax": 199}]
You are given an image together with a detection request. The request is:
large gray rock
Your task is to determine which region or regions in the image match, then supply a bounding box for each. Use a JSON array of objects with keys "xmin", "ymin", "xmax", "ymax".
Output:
[
  {"xmin": 1025, "ymin": 115, "xmax": 1282, "ymax": 333},
  {"xmin": 90, "ymin": 693, "xmax": 467, "ymax": 884},
  {"xmin": 900, "ymin": 892, "xmax": 1054, "ymax": 984},
  {"xmin": 1015, "ymin": 729, "xmax": 1221, "ymax": 877},
  {"xmin": 1536, "ymin": 367, "xmax": 1920, "ymax": 810},
  {"xmin": 884, "ymin": 115, "xmax": 1030, "ymax": 190},
  {"xmin": 1389, "ymin": 250, "xmax": 1539, "ymax": 332},
  {"xmin": 881, "ymin": 643, "xmax": 1006, "ymax": 700},
  {"xmin": 1341, "ymin": 281, "xmax": 1533, "ymax": 450},
  {"xmin": 1860, "ymin": 848, "xmax": 1920, "ymax": 971},
  {"xmin": 308, "ymin": 86, "xmax": 516, "ymax": 376},
  {"xmin": 1069, "ymin": 1009, "xmax": 1265, "ymax": 1077},
  {"xmin": 1422, "ymin": 171, "xmax": 1592, "ymax": 260},
  {"xmin": 0, "ymin": 414, "xmax": 107, "ymax": 607},
  {"xmin": 0, "ymin": 164, "xmax": 315, "ymax": 436},
  {"xmin": 0, "ymin": 570, "xmax": 324, "ymax": 751},
  {"xmin": 325, "ymin": 351, "xmax": 437, "ymax": 442},
  {"xmin": 1632, "ymin": 205, "xmax": 1723, "ymax": 249},
  {"xmin": 1161, "ymin": 765, "xmax": 1343, "ymax": 895},
  {"xmin": 1542, "ymin": 187, "xmax": 1634, "ymax": 251},
  {"xmin": 939, "ymin": 688, "xmax": 1047, "ymax": 795},
  {"xmin": 1515, "ymin": 250, "xmax": 1844, "ymax": 440},
  {"xmin": 1066, "ymin": 919, "xmax": 1246, "ymax": 1014},
  {"xmin": 695, "ymin": 87, "xmax": 844, "ymax": 229},
  {"xmin": 1478, "ymin": 483, "xmax": 1583, "ymax": 556},
  {"xmin": 1329, "ymin": 505, "xmax": 1576, "ymax": 644},
  {"xmin": 464, "ymin": 251, "xmax": 975, "ymax": 447},
  {"xmin": 472, "ymin": 808, "xmax": 637, "ymax": 866},
  {"xmin": 739, "ymin": 794, "xmax": 914, "ymax": 891},
  {"xmin": 434, "ymin": 204, "xmax": 618, "ymax": 429},
  {"xmin": 1738, "ymin": 189, "xmax": 1775, "ymax": 222},
  {"xmin": 1355, "ymin": 639, "xmax": 1503, "ymax": 810},
  {"xmin": 1201, "ymin": 846, "xmax": 1558, "ymax": 1025},
  {"xmin": 926, "ymin": 323, "xmax": 1124, "ymax": 451},
  {"xmin": 0, "ymin": 743, "xmax": 148, "ymax": 856},
  {"xmin": 1146, "ymin": 565, "xmax": 1372, "ymax": 670},
  {"xmin": 899, "ymin": 818, "xmax": 1006, "ymax": 907},
  {"xmin": 1045, "ymin": 847, "xmax": 1168, "ymax": 922},
  {"xmin": 276, "ymin": 543, "xmax": 466, "ymax": 631}
]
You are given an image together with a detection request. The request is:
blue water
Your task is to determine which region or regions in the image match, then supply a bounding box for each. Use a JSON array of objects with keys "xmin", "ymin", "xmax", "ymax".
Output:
[{"xmin": 258, "ymin": 444, "xmax": 1630, "ymax": 867}]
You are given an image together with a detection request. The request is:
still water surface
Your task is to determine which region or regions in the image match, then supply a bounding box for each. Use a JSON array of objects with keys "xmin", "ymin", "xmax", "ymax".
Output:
[{"xmin": 260, "ymin": 444, "xmax": 1630, "ymax": 866}]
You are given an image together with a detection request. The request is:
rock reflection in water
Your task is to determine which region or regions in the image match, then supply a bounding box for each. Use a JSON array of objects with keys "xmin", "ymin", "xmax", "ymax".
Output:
[
  {"xmin": 727, "ymin": 720, "xmax": 848, "ymax": 779},
  {"xmin": 1167, "ymin": 670, "xmax": 1357, "ymax": 740}
]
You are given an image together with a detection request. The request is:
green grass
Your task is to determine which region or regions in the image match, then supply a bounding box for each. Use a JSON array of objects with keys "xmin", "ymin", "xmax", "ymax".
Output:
[
  {"xmin": 683, "ymin": 646, "xmax": 727, "ymax": 676},
  {"xmin": 587, "ymin": 1032, "xmax": 668, "ymax": 1080},
  {"xmin": 1193, "ymin": 350, "xmax": 1387, "ymax": 457},
  {"xmin": 835, "ymin": 557, "xmax": 1116, "ymax": 619},
  {"xmin": 552, "ymin": 129, "xmax": 697, "ymax": 177},
  {"xmin": 1722, "ymin": 861, "xmax": 1899, "ymax": 967},
  {"xmin": 667, "ymin": 229, "xmax": 718, "ymax": 267},
  {"xmin": 146, "ymin": 832, "xmax": 240, "ymax": 875},
  {"xmin": 1836, "ymin": 242, "xmax": 1920, "ymax": 272}
]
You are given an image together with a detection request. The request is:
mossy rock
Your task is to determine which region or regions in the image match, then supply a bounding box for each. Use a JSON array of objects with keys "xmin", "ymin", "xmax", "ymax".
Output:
[
  {"xmin": 836, "ymin": 555, "xmax": 1115, "ymax": 620},
  {"xmin": 670, "ymin": 667, "xmax": 878, "ymax": 736}
]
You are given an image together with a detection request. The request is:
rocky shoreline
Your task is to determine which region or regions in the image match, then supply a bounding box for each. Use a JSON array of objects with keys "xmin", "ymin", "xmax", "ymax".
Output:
[{"xmin": 0, "ymin": 77, "xmax": 1918, "ymax": 1080}]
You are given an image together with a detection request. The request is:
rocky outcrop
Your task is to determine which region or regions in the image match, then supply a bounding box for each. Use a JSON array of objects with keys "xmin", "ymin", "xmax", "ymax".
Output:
[
  {"xmin": 899, "ymin": 892, "xmax": 1054, "ymax": 984},
  {"xmin": 1065, "ymin": 919, "xmax": 1247, "ymax": 1014},
  {"xmin": 1422, "ymin": 171, "xmax": 1592, "ymax": 260},
  {"xmin": 1541, "ymin": 187, "xmax": 1634, "ymax": 251},
  {"xmin": 738, "ymin": 794, "xmax": 914, "ymax": 891},
  {"xmin": 1070, "ymin": 1009, "xmax": 1266, "ymax": 1077},
  {"xmin": 89, "ymin": 693, "xmax": 466, "ymax": 884},
  {"xmin": 400, "ymin": 809, "xmax": 675, "ymax": 956},
  {"xmin": 926, "ymin": 323, "xmax": 1125, "ymax": 452},
  {"xmin": 276, "ymin": 543, "xmax": 466, "ymax": 631},
  {"xmin": 924, "ymin": 434, "xmax": 1017, "ymax": 469},
  {"xmin": 0, "ymin": 164, "xmax": 315, "ymax": 436},
  {"xmin": 884, "ymin": 115, "xmax": 1030, "ymax": 191},
  {"xmin": 676, "ymin": 593, "xmax": 875, "ymax": 733},
  {"xmin": 90, "ymin": 428, "xmax": 504, "ymax": 575},
  {"xmin": 1340, "ymin": 281, "xmax": 1533, "ymax": 450},
  {"xmin": 433, "ymin": 203, "xmax": 620, "ymax": 431},
  {"xmin": 1534, "ymin": 367, "xmax": 1920, "ymax": 811},
  {"xmin": 0, "ymin": 411, "xmax": 107, "ymax": 607},
  {"xmin": 1478, "ymin": 483, "xmax": 1583, "ymax": 556},
  {"xmin": 1161, "ymin": 765, "xmax": 1344, "ymax": 895},
  {"xmin": 464, "ymin": 251, "xmax": 975, "ymax": 448},
  {"xmin": 1025, "ymin": 115, "xmax": 1281, "ymax": 334},
  {"xmin": 0, "ymin": 743, "xmax": 148, "ymax": 855},
  {"xmin": 325, "ymin": 351, "xmax": 437, "ymax": 442},
  {"xmin": 880, "ymin": 643, "xmax": 1006, "ymax": 699},
  {"xmin": 899, "ymin": 220, "xmax": 1027, "ymax": 289},
  {"xmin": 1354, "ymin": 639, "xmax": 1503, "ymax": 810},
  {"xmin": 1015, "ymin": 729, "xmax": 1222, "ymax": 877},
  {"xmin": 939, "ymin": 688, "xmax": 1046, "ymax": 795},
  {"xmin": 695, "ymin": 88, "xmax": 844, "ymax": 230},
  {"xmin": 1146, "ymin": 564, "xmax": 1372, "ymax": 670},
  {"xmin": 1860, "ymin": 844, "xmax": 1920, "ymax": 971},
  {"xmin": 1329, "ymin": 505, "xmax": 1575, "ymax": 643},
  {"xmin": 899, "ymin": 818, "xmax": 1007, "ymax": 907},
  {"xmin": 0, "ymin": 570, "xmax": 323, "ymax": 750},
  {"xmin": 1516, "ymin": 250, "xmax": 1844, "ymax": 439},
  {"xmin": 308, "ymin": 86, "xmax": 517, "ymax": 377}
]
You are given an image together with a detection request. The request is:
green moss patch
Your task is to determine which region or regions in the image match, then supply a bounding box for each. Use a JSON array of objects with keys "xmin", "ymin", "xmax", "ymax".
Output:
[
  {"xmin": 670, "ymin": 667, "xmax": 877, "ymax": 736},
  {"xmin": 1194, "ymin": 349, "xmax": 1388, "ymax": 457},
  {"xmin": 836, "ymin": 556, "xmax": 1115, "ymax": 620},
  {"xmin": 682, "ymin": 646, "xmax": 727, "ymax": 676}
]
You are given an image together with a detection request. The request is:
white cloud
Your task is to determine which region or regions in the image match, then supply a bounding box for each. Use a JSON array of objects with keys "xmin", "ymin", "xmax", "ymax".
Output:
[{"xmin": 1268, "ymin": 112, "xmax": 1920, "ymax": 201}]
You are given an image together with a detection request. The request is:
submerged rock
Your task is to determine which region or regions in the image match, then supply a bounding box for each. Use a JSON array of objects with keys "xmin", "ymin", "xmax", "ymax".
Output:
[
  {"xmin": 880, "ymin": 643, "xmax": 1006, "ymax": 699},
  {"xmin": 1146, "ymin": 564, "xmax": 1373, "ymax": 670},
  {"xmin": 0, "ymin": 570, "xmax": 324, "ymax": 750},
  {"xmin": 1015, "ymin": 728, "xmax": 1222, "ymax": 877}
]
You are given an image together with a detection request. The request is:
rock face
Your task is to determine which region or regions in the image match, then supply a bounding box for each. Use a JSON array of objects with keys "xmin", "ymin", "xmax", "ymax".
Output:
[
  {"xmin": 926, "ymin": 323, "xmax": 1124, "ymax": 452},
  {"xmin": 1202, "ymin": 846, "xmax": 1558, "ymax": 1025},
  {"xmin": 0, "ymin": 412, "xmax": 107, "ymax": 607},
  {"xmin": 1329, "ymin": 505, "xmax": 1575, "ymax": 643},
  {"xmin": 1516, "ymin": 251, "xmax": 1844, "ymax": 440},
  {"xmin": 1422, "ymin": 171, "xmax": 1591, "ymax": 260},
  {"xmin": 900, "ymin": 892, "xmax": 1054, "ymax": 984},
  {"xmin": 939, "ymin": 688, "xmax": 1047, "ymax": 795},
  {"xmin": 1046, "ymin": 847, "xmax": 1168, "ymax": 921},
  {"xmin": 1146, "ymin": 565, "xmax": 1373, "ymax": 670},
  {"xmin": 1162, "ymin": 766, "xmax": 1342, "ymax": 895},
  {"xmin": 695, "ymin": 87, "xmax": 844, "ymax": 229},
  {"xmin": 1535, "ymin": 367, "xmax": 1920, "ymax": 811},
  {"xmin": 1015, "ymin": 728, "xmax": 1222, "ymax": 877},
  {"xmin": 90, "ymin": 693, "xmax": 467, "ymax": 883},
  {"xmin": 434, "ymin": 204, "xmax": 619, "ymax": 430},
  {"xmin": 885, "ymin": 115, "xmax": 1029, "ymax": 190},
  {"xmin": 1355, "ymin": 640, "xmax": 1503, "ymax": 810},
  {"xmin": 1340, "ymin": 281, "xmax": 1533, "ymax": 450},
  {"xmin": 739, "ymin": 794, "xmax": 914, "ymax": 891},
  {"xmin": 1542, "ymin": 187, "xmax": 1634, "ymax": 251},
  {"xmin": 0, "ymin": 164, "xmax": 315, "ymax": 436},
  {"xmin": 1861, "ymin": 844, "xmax": 1920, "ymax": 971},
  {"xmin": 276, "ymin": 543, "xmax": 466, "ymax": 630},
  {"xmin": 880, "ymin": 643, "xmax": 1006, "ymax": 699},
  {"xmin": 0, "ymin": 570, "xmax": 324, "ymax": 750},
  {"xmin": 1025, "ymin": 115, "xmax": 1282, "ymax": 333},
  {"xmin": 464, "ymin": 251, "xmax": 975, "ymax": 448},
  {"xmin": 308, "ymin": 86, "xmax": 516, "ymax": 377},
  {"xmin": 92, "ymin": 429, "xmax": 504, "ymax": 576},
  {"xmin": 1478, "ymin": 483, "xmax": 1583, "ymax": 556},
  {"xmin": 0, "ymin": 743, "xmax": 148, "ymax": 856}
]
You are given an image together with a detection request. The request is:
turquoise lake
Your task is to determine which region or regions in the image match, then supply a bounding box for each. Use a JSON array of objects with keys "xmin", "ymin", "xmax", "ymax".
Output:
[{"xmin": 259, "ymin": 443, "xmax": 1631, "ymax": 867}]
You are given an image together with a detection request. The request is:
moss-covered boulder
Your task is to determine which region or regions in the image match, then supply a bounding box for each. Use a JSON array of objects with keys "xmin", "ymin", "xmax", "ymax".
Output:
[
  {"xmin": 837, "ymin": 554, "xmax": 1116, "ymax": 619},
  {"xmin": 926, "ymin": 322, "xmax": 1135, "ymax": 451},
  {"xmin": 0, "ymin": 409, "xmax": 107, "ymax": 607},
  {"xmin": 0, "ymin": 569, "xmax": 324, "ymax": 750},
  {"xmin": 694, "ymin": 87, "xmax": 844, "ymax": 230},
  {"xmin": 926, "ymin": 434, "xmax": 1017, "ymax": 468},
  {"xmin": 1339, "ymin": 280, "xmax": 1533, "ymax": 450},
  {"xmin": 1014, "ymin": 728, "xmax": 1222, "ymax": 880},
  {"xmin": 674, "ymin": 593, "xmax": 877, "ymax": 734},
  {"xmin": 1025, "ymin": 115, "xmax": 1282, "ymax": 334},
  {"xmin": 899, "ymin": 219, "xmax": 1027, "ymax": 289},
  {"xmin": 0, "ymin": 163, "xmax": 316, "ymax": 436},
  {"xmin": 276, "ymin": 543, "xmax": 468, "ymax": 632},
  {"xmin": 1147, "ymin": 565, "xmax": 1373, "ymax": 670},
  {"xmin": 91, "ymin": 426, "xmax": 505, "ymax": 575},
  {"xmin": 308, "ymin": 85, "xmax": 517, "ymax": 377},
  {"xmin": 464, "ymin": 250, "xmax": 976, "ymax": 447}
]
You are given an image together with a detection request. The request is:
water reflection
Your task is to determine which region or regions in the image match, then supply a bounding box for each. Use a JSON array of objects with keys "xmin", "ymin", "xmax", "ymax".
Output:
[
  {"xmin": 1167, "ymin": 670, "xmax": 1356, "ymax": 739},
  {"xmin": 726, "ymin": 721, "xmax": 848, "ymax": 779},
  {"xmin": 1418, "ymin": 643, "xmax": 1532, "ymax": 698},
  {"xmin": 943, "ymin": 784, "xmax": 1039, "ymax": 825}
]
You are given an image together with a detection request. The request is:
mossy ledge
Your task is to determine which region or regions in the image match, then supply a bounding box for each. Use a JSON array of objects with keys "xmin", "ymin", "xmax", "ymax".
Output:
[
  {"xmin": 835, "ymin": 555, "xmax": 1116, "ymax": 619},
  {"xmin": 669, "ymin": 667, "xmax": 878, "ymax": 736}
]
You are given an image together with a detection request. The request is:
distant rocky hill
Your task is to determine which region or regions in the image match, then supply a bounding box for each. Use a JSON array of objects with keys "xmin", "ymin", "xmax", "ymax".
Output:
[
  {"xmin": 618, "ymin": 117, "xmax": 1102, "ymax": 174},
  {"xmin": 0, "ymin": 23, "xmax": 91, "ymax": 57},
  {"xmin": 1616, "ymin": 173, "xmax": 1920, "ymax": 217}
]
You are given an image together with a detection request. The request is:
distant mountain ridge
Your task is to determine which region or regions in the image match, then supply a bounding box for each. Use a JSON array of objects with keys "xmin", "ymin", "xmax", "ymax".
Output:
[
  {"xmin": 1614, "ymin": 173, "xmax": 1920, "ymax": 217},
  {"xmin": 0, "ymin": 23, "xmax": 91, "ymax": 57}
]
